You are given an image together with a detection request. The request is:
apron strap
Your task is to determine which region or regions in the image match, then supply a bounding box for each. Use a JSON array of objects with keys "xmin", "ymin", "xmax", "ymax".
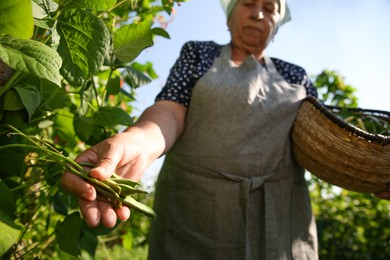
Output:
[
  {"xmin": 241, "ymin": 173, "xmax": 290, "ymax": 259},
  {"xmin": 184, "ymin": 161, "xmax": 292, "ymax": 260}
]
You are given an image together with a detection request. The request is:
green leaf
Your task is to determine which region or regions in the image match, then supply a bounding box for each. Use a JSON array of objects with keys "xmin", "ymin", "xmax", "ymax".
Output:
[
  {"xmin": 79, "ymin": 230, "xmax": 98, "ymax": 258},
  {"xmin": 56, "ymin": 9, "xmax": 110, "ymax": 86},
  {"xmin": 119, "ymin": 88, "xmax": 136, "ymax": 100},
  {"xmin": 162, "ymin": 0, "xmax": 174, "ymax": 14},
  {"xmin": 3, "ymin": 89, "xmax": 24, "ymax": 111},
  {"xmin": 106, "ymin": 74, "xmax": 121, "ymax": 96},
  {"xmin": 32, "ymin": 0, "xmax": 57, "ymax": 29},
  {"xmin": 55, "ymin": 212, "xmax": 83, "ymax": 257},
  {"xmin": 151, "ymin": 27, "xmax": 170, "ymax": 39},
  {"xmin": 0, "ymin": 148, "xmax": 25, "ymax": 179},
  {"xmin": 44, "ymin": 163, "xmax": 64, "ymax": 187},
  {"xmin": 113, "ymin": 20, "xmax": 154, "ymax": 64},
  {"xmin": 0, "ymin": 180, "xmax": 16, "ymax": 219},
  {"xmin": 82, "ymin": 222, "xmax": 118, "ymax": 236},
  {"xmin": 0, "ymin": 35, "xmax": 62, "ymax": 86},
  {"xmin": 74, "ymin": 116, "xmax": 95, "ymax": 141},
  {"xmin": 53, "ymin": 108, "xmax": 78, "ymax": 148},
  {"xmin": 34, "ymin": 17, "xmax": 53, "ymax": 30},
  {"xmin": 32, "ymin": 1, "xmax": 50, "ymax": 19},
  {"xmin": 124, "ymin": 66, "xmax": 152, "ymax": 89},
  {"xmin": 2, "ymin": 81, "xmax": 41, "ymax": 120},
  {"xmin": 0, "ymin": 0, "xmax": 34, "ymax": 39},
  {"xmin": 73, "ymin": 116, "xmax": 107, "ymax": 146},
  {"xmin": 33, "ymin": 0, "xmax": 58, "ymax": 15},
  {"xmin": 14, "ymin": 84, "xmax": 41, "ymax": 120},
  {"xmin": 122, "ymin": 231, "xmax": 134, "ymax": 250},
  {"xmin": 60, "ymin": 0, "xmax": 117, "ymax": 11},
  {"xmin": 1, "ymin": 109, "xmax": 28, "ymax": 128},
  {"xmin": 40, "ymin": 79, "xmax": 67, "ymax": 110},
  {"xmin": 0, "ymin": 211, "xmax": 21, "ymax": 257},
  {"xmin": 132, "ymin": 61, "xmax": 158, "ymax": 79},
  {"xmin": 94, "ymin": 107, "xmax": 133, "ymax": 127}
]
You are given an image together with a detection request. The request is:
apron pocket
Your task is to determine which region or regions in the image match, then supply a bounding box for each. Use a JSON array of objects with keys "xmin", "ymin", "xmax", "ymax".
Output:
[
  {"xmin": 171, "ymin": 170, "xmax": 215, "ymax": 241},
  {"xmin": 150, "ymin": 161, "xmax": 217, "ymax": 259}
]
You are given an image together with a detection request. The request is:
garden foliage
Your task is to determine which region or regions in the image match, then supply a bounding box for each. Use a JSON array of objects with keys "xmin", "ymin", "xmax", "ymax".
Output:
[{"xmin": 0, "ymin": 0, "xmax": 184, "ymax": 258}]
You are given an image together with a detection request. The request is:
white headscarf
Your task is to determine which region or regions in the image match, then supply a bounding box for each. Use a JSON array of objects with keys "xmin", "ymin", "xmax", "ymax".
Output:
[{"xmin": 220, "ymin": 0, "xmax": 291, "ymax": 27}]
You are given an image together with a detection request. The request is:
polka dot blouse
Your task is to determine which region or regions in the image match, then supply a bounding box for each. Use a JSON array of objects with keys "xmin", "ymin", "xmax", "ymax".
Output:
[{"xmin": 156, "ymin": 41, "xmax": 318, "ymax": 107}]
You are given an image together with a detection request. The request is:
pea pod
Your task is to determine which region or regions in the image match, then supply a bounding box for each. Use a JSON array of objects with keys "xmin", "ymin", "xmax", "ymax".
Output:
[
  {"xmin": 122, "ymin": 195, "xmax": 156, "ymax": 218},
  {"xmin": 110, "ymin": 176, "xmax": 141, "ymax": 188},
  {"xmin": 103, "ymin": 178, "xmax": 122, "ymax": 194},
  {"xmin": 117, "ymin": 183, "xmax": 148, "ymax": 196},
  {"xmin": 94, "ymin": 185, "xmax": 122, "ymax": 208}
]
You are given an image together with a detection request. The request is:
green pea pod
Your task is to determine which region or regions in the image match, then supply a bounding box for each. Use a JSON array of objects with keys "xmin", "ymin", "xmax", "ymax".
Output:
[
  {"xmin": 110, "ymin": 177, "xmax": 141, "ymax": 188},
  {"xmin": 89, "ymin": 178, "xmax": 120, "ymax": 200},
  {"xmin": 103, "ymin": 178, "xmax": 122, "ymax": 194},
  {"xmin": 122, "ymin": 196, "xmax": 156, "ymax": 218},
  {"xmin": 78, "ymin": 162, "xmax": 96, "ymax": 168},
  {"xmin": 117, "ymin": 183, "xmax": 148, "ymax": 196},
  {"xmin": 94, "ymin": 185, "xmax": 120, "ymax": 207}
]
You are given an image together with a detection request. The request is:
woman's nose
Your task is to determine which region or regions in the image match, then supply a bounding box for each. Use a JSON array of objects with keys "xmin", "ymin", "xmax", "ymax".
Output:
[{"xmin": 250, "ymin": 7, "xmax": 265, "ymax": 20}]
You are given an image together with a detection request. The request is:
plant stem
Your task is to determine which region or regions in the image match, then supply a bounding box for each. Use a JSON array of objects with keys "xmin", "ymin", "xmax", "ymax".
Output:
[
  {"xmin": 0, "ymin": 71, "xmax": 20, "ymax": 97},
  {"xmin": 17, "ymin": 230, "xmax": 56, "ymax": 258},
  {"xmin": 2, "ymin": 124, "xmax": 85, "ymax": 173}
]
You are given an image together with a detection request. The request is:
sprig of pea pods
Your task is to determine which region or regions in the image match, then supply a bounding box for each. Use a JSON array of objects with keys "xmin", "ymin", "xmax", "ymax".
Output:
[{"xmin": 0, "ymin": 124, "xmax": 156, "ymax": 218}]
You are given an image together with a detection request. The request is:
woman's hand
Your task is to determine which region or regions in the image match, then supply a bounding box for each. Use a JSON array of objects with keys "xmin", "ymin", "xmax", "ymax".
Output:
[
  {"xmin": 61, "ymin": 130, "xmax": 152, "ymax": 228},
  {"xmin": 61, "ymin": 100, "xmax": 187, "ymax": 228}
]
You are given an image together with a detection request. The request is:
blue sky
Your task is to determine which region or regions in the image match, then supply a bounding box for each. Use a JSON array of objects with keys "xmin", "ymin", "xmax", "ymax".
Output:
[
  {"xmin": 135, "ymin": 0, "xmax": 390, "ymax": 112},
  {"xmin": 136, "ymin": 0, "xmax": 390, "ymax": 185}
]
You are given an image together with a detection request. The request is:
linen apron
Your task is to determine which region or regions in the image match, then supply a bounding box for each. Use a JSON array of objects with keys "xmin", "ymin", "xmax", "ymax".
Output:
[{"xmin": 148, "ymin": 45, "xmax": 318, "ymax": 260}]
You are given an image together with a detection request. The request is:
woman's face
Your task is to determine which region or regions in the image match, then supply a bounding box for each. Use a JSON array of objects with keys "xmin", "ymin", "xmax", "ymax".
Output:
[{"xmin": 228, "ymin": 0, "xmax": 280, "ymax": 57}]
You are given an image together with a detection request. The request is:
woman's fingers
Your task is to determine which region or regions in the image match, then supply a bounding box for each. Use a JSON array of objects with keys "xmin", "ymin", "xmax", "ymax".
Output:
[
  {"xmin": 61, "ymin": 172, "xmax": 96, "ymax": 201},
  {"xmin": 97, "ymin": 200, "xmax": 119, "ymax": 228},
  {"xmin": 116, "ymin": 206, "xmax": 131, "ymax": 222},
  {"xmin": 76, "ymin": 190, "xmax": 131, "ymax": 228},
  {"xmin": 88, "ymin": 165, "xmax": 112, "ymax": 180},
  {"xmin": 78, "ymin": 198, "xmax": 101, "ymax": 227},
  {"xmin": 78, "ymin": 196, "xmax": 130, "ymax": 228}
]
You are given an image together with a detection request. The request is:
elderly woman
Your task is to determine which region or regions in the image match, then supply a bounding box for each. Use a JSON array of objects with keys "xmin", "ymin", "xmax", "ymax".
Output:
[
  {"xmin": 62, "ymin": 0, "xmax": 389, "ymax": 259},
  {"xmin": 147, "ymin": 0, "xmax": 318, "ymax": 258}
]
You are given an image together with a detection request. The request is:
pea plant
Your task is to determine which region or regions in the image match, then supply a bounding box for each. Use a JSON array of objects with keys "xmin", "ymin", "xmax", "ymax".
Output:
[{"xmin": 0, "ymin": 0, "xmax": 185, "ymax": 258}]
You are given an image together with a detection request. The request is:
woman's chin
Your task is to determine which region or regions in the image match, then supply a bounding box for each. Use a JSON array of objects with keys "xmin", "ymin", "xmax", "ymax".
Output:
[{"xmin": 242, "ymin": 42, "xmax": 265, "ymax": 55}]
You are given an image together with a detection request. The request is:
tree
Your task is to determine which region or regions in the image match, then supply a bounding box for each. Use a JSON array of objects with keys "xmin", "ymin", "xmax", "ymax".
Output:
[{"xmin": 311, "ymin": 70, "xmax": 390, "ymax": 259}]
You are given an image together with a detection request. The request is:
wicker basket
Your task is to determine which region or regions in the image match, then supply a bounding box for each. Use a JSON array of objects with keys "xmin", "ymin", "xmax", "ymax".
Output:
[{"xmin": 291, "ymin": 96, "xmax": 390, "ymax": 193}]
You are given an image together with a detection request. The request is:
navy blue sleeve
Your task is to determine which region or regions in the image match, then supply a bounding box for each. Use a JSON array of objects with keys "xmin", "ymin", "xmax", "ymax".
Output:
[{"xmin": 155, "ymin": 41, "xmax": 221, "ymax": 107}]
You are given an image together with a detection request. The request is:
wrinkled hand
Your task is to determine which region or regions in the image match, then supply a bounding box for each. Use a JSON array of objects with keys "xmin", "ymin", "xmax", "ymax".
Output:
[
  {"xmin": 61, "ymin": 101, "xmax": 185, "ymax": 228},
  {"xmin": 61, "ymin": 130, "xmax": 151, "ymax": 228}
]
